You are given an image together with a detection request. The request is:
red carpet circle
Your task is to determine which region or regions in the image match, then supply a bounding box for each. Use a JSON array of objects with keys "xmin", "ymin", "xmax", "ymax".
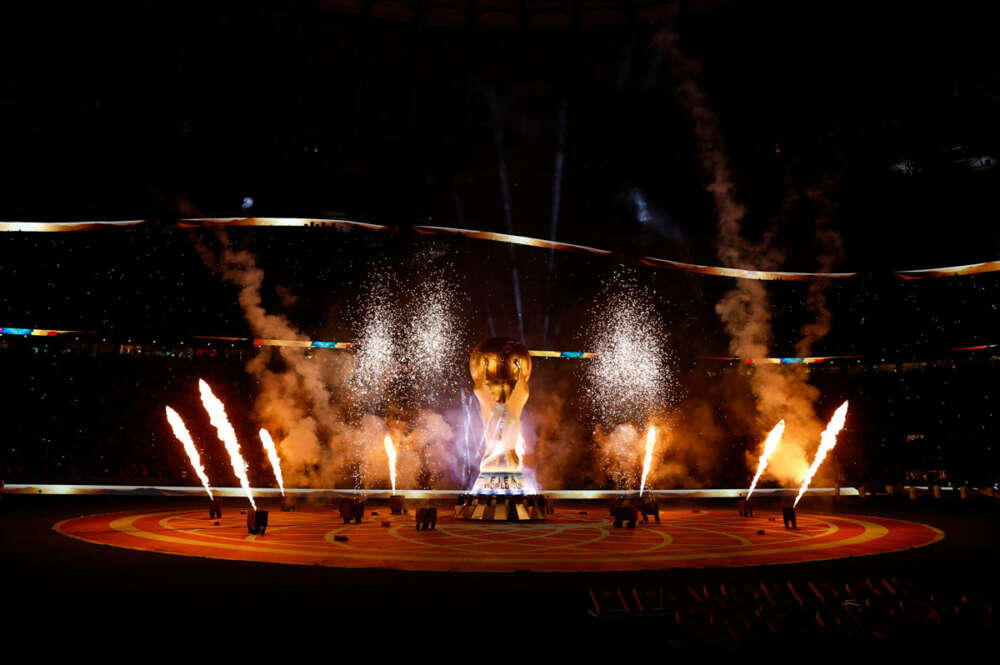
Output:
[{"xmin": 54, "ymin": 507, "xmax": 943, "ymax": 572}]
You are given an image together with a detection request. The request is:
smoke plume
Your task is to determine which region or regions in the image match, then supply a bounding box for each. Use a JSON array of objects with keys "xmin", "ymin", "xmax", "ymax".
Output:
[
  {"xmin": 195, "ymin": 232, "xmax": 467, "ymax": 490},
  {"xmin": 661, "ymin": 30, "xmax": 842, "ymax": 488},
  {"xmin": 796, "ymin": 178, "xmax": 845, "ymax": 357}
]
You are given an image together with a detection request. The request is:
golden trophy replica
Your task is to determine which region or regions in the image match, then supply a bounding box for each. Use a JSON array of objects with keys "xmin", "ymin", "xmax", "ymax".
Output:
[{"xmin": 456, "ymin": 337, "xmax": 547, "ymax": 521}]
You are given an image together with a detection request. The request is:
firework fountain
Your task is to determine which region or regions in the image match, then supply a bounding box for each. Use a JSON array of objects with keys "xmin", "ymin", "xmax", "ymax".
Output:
[{"xmin": 583, "ymin": 271, "xmax": 676, "ymax": 493}]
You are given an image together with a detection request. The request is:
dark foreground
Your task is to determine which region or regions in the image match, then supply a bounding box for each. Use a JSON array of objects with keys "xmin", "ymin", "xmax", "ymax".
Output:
[{"xmin": 3, "ymin": 494, "xmax": 997, "ymax": 659}]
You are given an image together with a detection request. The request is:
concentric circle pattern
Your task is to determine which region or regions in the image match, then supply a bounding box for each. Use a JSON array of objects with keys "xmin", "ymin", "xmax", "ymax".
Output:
[{"xmin": 55, "ymin": 508, "xmax": 942, "ymax": 572}]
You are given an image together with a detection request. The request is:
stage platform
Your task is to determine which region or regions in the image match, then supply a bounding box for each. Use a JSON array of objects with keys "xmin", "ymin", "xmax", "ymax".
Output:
[{"xmin": 54, "ymin": 506, "xmax": 941, "ymax": 573}]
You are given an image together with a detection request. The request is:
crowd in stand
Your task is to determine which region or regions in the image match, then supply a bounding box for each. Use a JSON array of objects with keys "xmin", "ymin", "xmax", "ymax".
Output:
[
  {"xmin": 589, "ymin": 575, "xmax": 995, "ymax": 648},
  {"xmin": 1, "ymin": 350, "xmax": 260, "ymax": 486}
]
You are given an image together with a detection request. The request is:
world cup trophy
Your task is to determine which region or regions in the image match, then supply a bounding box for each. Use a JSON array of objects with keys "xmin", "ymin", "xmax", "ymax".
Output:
[{"xmin": 469, "ymin": 337, "xmax": 532, "ymax": 494}]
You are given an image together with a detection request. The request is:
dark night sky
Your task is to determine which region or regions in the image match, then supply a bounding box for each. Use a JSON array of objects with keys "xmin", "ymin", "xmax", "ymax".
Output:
[
  {"xmin": 1, "ymin": 0, "xmax": 998, "ymax": 270},
  {"xmin": 0, "ymin": 0, "xmax": 998, "ymax": 356}
]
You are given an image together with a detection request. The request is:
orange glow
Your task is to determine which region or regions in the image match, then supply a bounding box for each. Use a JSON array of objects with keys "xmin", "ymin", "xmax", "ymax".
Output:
[
  {"xmin": 259, "ymin": 429, "xmax": 284, "ymax": 497},
  {"xmin": 198, "ymin": 379, "xmax": 255, "ymax": 509},
  {"xmin": 639, "ymin": 426, "xmax": 656, "ymax": 496},
  {"xmin": 165, "ymin": 406, "xmax": 213, "ymax": 499},
  {"xmin": 383, "ymin": 435, "xmax": 397, "ymax": 495},
  {"xmin": 794, "ymin": 401, "xmax": 849, "ymax": 507},
  {"xmin": 746, "ymin": 420, "xmax": 786, "ymax": 501}
]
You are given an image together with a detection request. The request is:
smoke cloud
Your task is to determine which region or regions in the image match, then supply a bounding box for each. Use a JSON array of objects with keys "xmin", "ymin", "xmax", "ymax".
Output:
[
  {"xmin": 523, "ymin": 374, "xmax": 594, "ymax": 490},
  {"xmin": 796, "ymin": 178, "xmax": 845, "ymax": 357},
  {"xmin": 195, "ymin": 231, "xmax": 468, "ymax": 491},
  {"xmin": 661, "ymin": 30, "xmax": 843, "ymax": 488}
]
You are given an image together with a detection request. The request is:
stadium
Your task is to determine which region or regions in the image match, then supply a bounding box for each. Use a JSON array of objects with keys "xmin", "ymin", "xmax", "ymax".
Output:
[{"xmin": 2, "ymin": 0, "xmax": 998, "ymax": 658}]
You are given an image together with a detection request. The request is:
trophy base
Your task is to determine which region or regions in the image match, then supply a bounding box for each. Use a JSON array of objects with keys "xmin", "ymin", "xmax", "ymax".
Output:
[
  {"xmin": 470, "ymin": 471, "xmax": 530, "ymax": 494},
  {"xmin": 455, "ymin": 473, "xmax": 549, "ymax": 522}
]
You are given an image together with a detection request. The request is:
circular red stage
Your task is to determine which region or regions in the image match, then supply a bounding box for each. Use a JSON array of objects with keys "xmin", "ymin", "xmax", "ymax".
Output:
[{"xmin": 54, "ymin": 507, "xmax": 942, "ymax": 572}]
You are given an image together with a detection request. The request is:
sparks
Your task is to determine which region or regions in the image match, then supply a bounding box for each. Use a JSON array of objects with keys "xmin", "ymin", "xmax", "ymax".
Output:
[
  {"xmin": 405, "ymin": 272, "xmax": 466, "ymax": 404},
  {"xmin": 198, "ymin": 379, "xmax": 256, "ymax": 509},
  {"xmin": 581, "ymin": 271, "xmax": 676, "ymax": 427},
  {"xmin": 383, "ymin": 434, "xmax": 397, "ymax": 495},
  {"xmin": 746, "ymin": 420, "xmax": 786, "ymax": 501},
  {"xmin": 639, "ymin": 426, "xmax": 656, "ymax": 496},
  {"xmin": 165, "ymin": 406, "xmax": 213, "ymax": 499},
  {"xmin": 352, "ymin": 274, "xmax": 400, "ymax": 405},
  {"xmin": 794, "ymin": 401, "xmax": 849, "ymax": 507},
  {"xmin": 259, "ymin": 428, "xmax": 285, "ymax": 497}
]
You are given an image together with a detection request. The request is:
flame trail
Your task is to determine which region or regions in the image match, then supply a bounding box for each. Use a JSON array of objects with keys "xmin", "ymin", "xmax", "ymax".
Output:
[
  {"xmin": 198, "ymin": 379, "xmax": 256, "ymax": 509},
  {"xmin": 746, "ymin": 420, "xmax": 786, "ymax": 501},
  {"xmin": 165, "ymin": 406, "xmax": 213, "ymax": 499},
  {"xmin": 794, "ymin": 401, "xmax": 849, "ymax": 507},
  {"xmin": 639, "ymin": 426, "xmax": 656, "ymax": 496},
  {"xmin": 383, "ymin": 435, "xmax": 397, "ymax": 495},
  {"xmin": 259, "ymin": 428, "xmax": 285, "ymax": 497}
]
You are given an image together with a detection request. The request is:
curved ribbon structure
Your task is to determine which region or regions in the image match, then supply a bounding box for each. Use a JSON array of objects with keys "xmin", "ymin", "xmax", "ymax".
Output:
[{"xmin": 4, "ymin": 216, "xmax": 994, "ymax": 281}]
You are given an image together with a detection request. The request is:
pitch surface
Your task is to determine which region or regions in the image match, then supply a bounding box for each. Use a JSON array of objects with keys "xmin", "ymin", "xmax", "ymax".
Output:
[{"xmin": 55, "ymin": 507, "xmax": 942, "ymax": 572}]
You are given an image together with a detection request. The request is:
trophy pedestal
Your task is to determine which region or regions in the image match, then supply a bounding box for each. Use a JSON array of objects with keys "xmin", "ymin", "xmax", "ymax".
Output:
[
  {"xmin": 455, "ymin": 473, "xmax": 548, "ymax": 522},
  {"xmin": 470, "ymin": 471, "xmax": 529, "ymax": 494}
]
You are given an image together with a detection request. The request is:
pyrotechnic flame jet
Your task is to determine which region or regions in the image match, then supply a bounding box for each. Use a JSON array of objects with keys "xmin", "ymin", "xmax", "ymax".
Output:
[
  {"xmin": 639, "ymin": 426, "xmax": 656, "ymax": 496},
  {"xmin": 198, "ymin": 379, "xmax": 256, "ymax": 509},
  {"xmin": 165, "ymin": 406, "xmax": 213, "ymax": 500},
  {"xmin": 746, "ymin": 420, "xmax": 786, "ymax": 501},
  {"xmin": 794, "ymin": 401, "xmax": 849, "ymax": 507},
  {"xmin": 259, "ymin": 428, "xmax": 284, "ymax": 497},
  {"xmin": 383, "ymin": 435, "xmax": 397, "ymax": 495}
]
